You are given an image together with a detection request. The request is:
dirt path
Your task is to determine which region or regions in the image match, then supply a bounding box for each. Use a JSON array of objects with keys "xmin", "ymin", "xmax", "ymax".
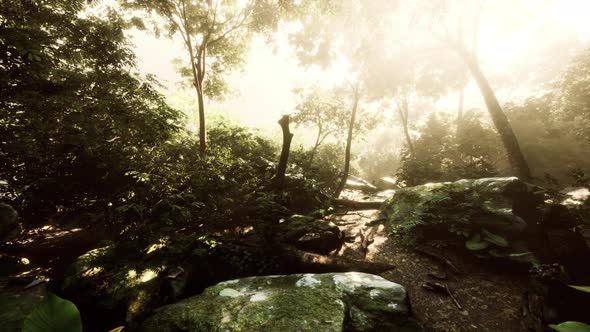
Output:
[{"xmin": 328, "ymin": 205, "xmax": 528, "ymax": 331}]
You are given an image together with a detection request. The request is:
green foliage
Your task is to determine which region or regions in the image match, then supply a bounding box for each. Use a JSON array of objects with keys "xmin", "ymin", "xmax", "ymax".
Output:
[
  {"xmin": 289, "ymin": 143, "xmax": 344, "ymax": 194},
  {"xmin": 0, "ymin": 0, "xmax": 182, "ymax": 222},
  {"xmin": 549, "ymin": 321, "xmax": 590, "ymax": 332},
  {"xmin": 397, "ymin": 112, "xmax": 500, "ymax": 186},
  {"xmin": 569, "ymin": 285, "xmax": 590, "ymax": 294},
  {"xmin": 386, "ymin": 182, "xmax": 517, "ymax": 257},
  {"xmin": 23, "ymin": 292, "xmax": 82, "ymax": 332}
]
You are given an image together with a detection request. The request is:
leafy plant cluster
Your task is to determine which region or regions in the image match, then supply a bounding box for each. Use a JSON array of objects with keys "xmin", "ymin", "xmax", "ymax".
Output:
[
  {"xmin": 396, "ymin": 112, "xmax": 501, "ymax": 187},
  {"xmin": 0, "ymin": 0, "xmax": 336, "ymax": 280},
  {"xmin": 387, "ymin": 184, "xmax": 517, "ymax": 257}
]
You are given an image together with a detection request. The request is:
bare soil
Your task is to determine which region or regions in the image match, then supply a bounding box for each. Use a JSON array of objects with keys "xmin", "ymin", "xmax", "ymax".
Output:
[{"xmin": 329, "ymin": 204, "xmax": 529, "ymax": 332}]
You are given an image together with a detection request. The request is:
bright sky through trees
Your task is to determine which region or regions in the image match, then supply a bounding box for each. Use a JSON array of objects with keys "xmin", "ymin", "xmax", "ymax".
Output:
[{"xmin": 123, "ymin": 0, "xmax": 590, "ymax": 132}]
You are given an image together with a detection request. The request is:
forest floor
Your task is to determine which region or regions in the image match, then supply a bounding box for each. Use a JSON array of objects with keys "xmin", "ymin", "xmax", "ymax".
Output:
[
  {"xmin": 0, "ymin": 190, "xmax": 533, "ymax": 332},
  {"xmin": 331, "ymin": 190, "xmax": 529, "ymax": 332}
]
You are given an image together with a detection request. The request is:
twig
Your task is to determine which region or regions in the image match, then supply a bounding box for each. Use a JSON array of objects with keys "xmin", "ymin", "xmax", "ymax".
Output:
[
  {"xmin": 445, "ymin": 284, "xmax": 463, "ymax": 310},
  {"xmin": 421, "ymin": 281, "xmax": 462, "ymax": 310}
]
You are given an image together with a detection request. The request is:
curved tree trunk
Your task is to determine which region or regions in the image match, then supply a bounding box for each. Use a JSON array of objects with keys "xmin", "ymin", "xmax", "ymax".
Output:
[
  {"xmin": 308, "ymin": 127, "xmax": 322, "ymax": 167},
  {"xmin": 333, "ymin": 89, "xmax": 360, "ymax": 198},
  {"xmin": 458, "ymin": 49, "xmax": 531, "ymax": 180},
  {"xmin": 394, "ymin": 97, "xmax": 415, "ymax": 157}
]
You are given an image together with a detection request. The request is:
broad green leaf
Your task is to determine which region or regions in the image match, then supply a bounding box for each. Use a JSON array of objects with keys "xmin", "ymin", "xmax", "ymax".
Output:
[
  {"xmin": 465, "ymin": 233, "xmax": 489, "ymax": 250},
  {"xmin": 23, "ymin": 292, "xmax": 82, "ymax": 332},
  {"xmin": 482, "ymin": 229, "xmax": 509, "ymax": 247},
  {"xmin": 507, "ymin": 252, "xmax": 531, "ymax": 257},
  {"xmin": 549, "ymin": 321, "xmax": 590, "ymax": 332},
  {"xmin": 569, "ymin": 285, "xmax": 590, "ymax": 293}
]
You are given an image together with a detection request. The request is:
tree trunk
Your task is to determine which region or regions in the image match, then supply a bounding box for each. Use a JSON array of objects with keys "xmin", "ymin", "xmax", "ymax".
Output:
[
  {"xmin": 274, "ymin": 115, "xmax": 293, "ymax": 190},
  {"xmin": 395, "ymin": 97, "xmax": 415, "ymax": 157},
  {"xmin": 458, "ymin": 49, "xmax": 531, "ymax": 180},
  {"xmin": 333, "ymin": 90, "xmax": 359, "ymax": 198},
  {"xmin": 308, "ymin": 127, "xmax": 322, "ymax": 167},
  {"xmin": 196, "ymin": 81, "xmax": 206, "ymax": 156}
]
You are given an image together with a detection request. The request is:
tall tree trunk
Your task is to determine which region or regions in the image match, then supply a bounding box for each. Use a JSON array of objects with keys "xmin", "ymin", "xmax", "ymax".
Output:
[
  {"xmin": 333, "ymin": 90, "xmax": 360, "ymax": 198},
  {"xmin": 458, "ymin": 49, "xmax": 531, "ymax": 180},
  {"xmin": 274, "ymin": 115, "xmax": 293, "ymax": 191},
  {"xmin": 394, "ymin": 97, "xmax": 415, "ymax": 157},
  {"xmin": 180, "ymin": 0, "xmax": 207, "ymax": 157},
  {"xmin": 196, "ymin": 80, "xmax": 206, "ymax": 156}
]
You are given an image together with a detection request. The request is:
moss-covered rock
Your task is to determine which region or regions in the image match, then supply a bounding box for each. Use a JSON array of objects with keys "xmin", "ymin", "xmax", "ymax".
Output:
[
  {"xmin": 380, "ymin": 177, "xmax": 542, "ymax": 258},
  {"xmin": 276, "ymin": 214, "xmax": 343, "ymax": 254},
  {"xmin": 139, "ymin": 272, "xmax": 419, "ymax": 332}
]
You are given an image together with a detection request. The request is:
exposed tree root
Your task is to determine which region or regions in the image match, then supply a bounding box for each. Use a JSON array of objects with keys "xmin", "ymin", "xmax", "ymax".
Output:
[{"xmin": 279, "ymin": 245, "xmax": 395, "ymax": 274}]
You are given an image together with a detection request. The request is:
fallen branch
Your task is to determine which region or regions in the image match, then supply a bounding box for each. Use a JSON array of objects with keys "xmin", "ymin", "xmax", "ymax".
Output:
[
  {"xmin": 422, "ymin": 281, "xmax": 462, "ymax": 310},
  {"xmin": 445, "ymin": 284, "xmax": 463, "ymax": 310},
  {"xmin": 331, "ymin": 199, "xmax": 384, "ymax": 210},
  {"xmin": 279, "ymin": 245, "xmax": 395, "ymax": 274}
]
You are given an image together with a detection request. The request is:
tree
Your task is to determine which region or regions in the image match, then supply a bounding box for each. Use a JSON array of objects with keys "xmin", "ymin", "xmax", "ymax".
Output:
[
  {"xmin": 292, "ymin": 87, "xmax": 348, "ymax": 166},
  {"xmin": 0, "ymin": 0, "xmax": 181, "ymax": 221},
  {"xmin": 287, "ymin": 0, "xmax": 388, "ymax": 197},
  {"xmin": 419, "ymin": 0, "xmax": 532, "ymax": 180},
  {"xmin": 333, "ymin": 81, "xmax": 362, "ymax": 198},
  {"xmin": 451, "ymin": 41, "xmax": 532, "ymax": 180},
  {"xmin": 123, "ymin": 0, "xmax": 275, "ymax": 155}
]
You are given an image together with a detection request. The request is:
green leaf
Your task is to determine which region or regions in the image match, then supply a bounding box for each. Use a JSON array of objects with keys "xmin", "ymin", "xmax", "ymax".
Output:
[
  {"xmin": 507, "ymin": 252, "xmax": 531, "ymax": 257},
  {"xmin": 482, "ymin": 229, "xmax": 509, "ymax": 247},
  {"xmin": 569, "ymin": 285, "xmax": 590, "ymax": 293},
  {"xmin": 465, "ymin": 233, "xmax": 489, "ymax": 250},
  {"xmin": 23, "ymin": 292, "xmax": 82, "ymax": 332},
  {"xmin": 549, "ymin": 321, "xmax": 590, "ymax": 332}
]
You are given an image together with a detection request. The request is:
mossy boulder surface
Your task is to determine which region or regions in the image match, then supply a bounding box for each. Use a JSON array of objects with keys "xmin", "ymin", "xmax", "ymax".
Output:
[
  {"xmin": 276, "ymin": 214, "xmax": 343, "ymax": 254},
  {"xmin": 139, "ymin": 272, "xmax": 417, "ymax": 332},
  {"xmin": 380, "ymin": 177, "xmax": 542, "ymax": 257}
]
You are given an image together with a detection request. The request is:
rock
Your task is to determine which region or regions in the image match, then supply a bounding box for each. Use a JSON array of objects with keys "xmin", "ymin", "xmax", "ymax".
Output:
[
  {"xmin": 139, "ymin": 272, "xmax": 420, "ymax": 332},
  {"xmin": 380, "ymin": 177, "xmax": 542, "ymax": 258},
  {"xmin": 0, "ymin": 203, "xmax": 20, "ymax": 242},
  {"xmin": 276, "ymin": 215, "xmax": 343, "ymax": 254}
]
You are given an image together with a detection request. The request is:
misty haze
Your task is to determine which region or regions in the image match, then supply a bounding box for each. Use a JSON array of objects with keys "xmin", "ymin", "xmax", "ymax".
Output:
[{"xmin": 1, "ymin": 1, "xmax": 590, "ymax": 331}]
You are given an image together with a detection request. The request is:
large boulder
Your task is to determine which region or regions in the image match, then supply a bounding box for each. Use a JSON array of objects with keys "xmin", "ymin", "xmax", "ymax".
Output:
[
  {"xmin": 140, "ymin": 272, "xmax": 420, "ymax": 332},
  {"xmin": 61, "ymin": 215, "xmax": 344, "ymax": 329},
  {"xmin": 380, "ymin": 177, "xmax": 543, "ymax": 258},
  {"xmin": 381, "ymin": 177, "xmax": 590, "ymax": 270}
]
